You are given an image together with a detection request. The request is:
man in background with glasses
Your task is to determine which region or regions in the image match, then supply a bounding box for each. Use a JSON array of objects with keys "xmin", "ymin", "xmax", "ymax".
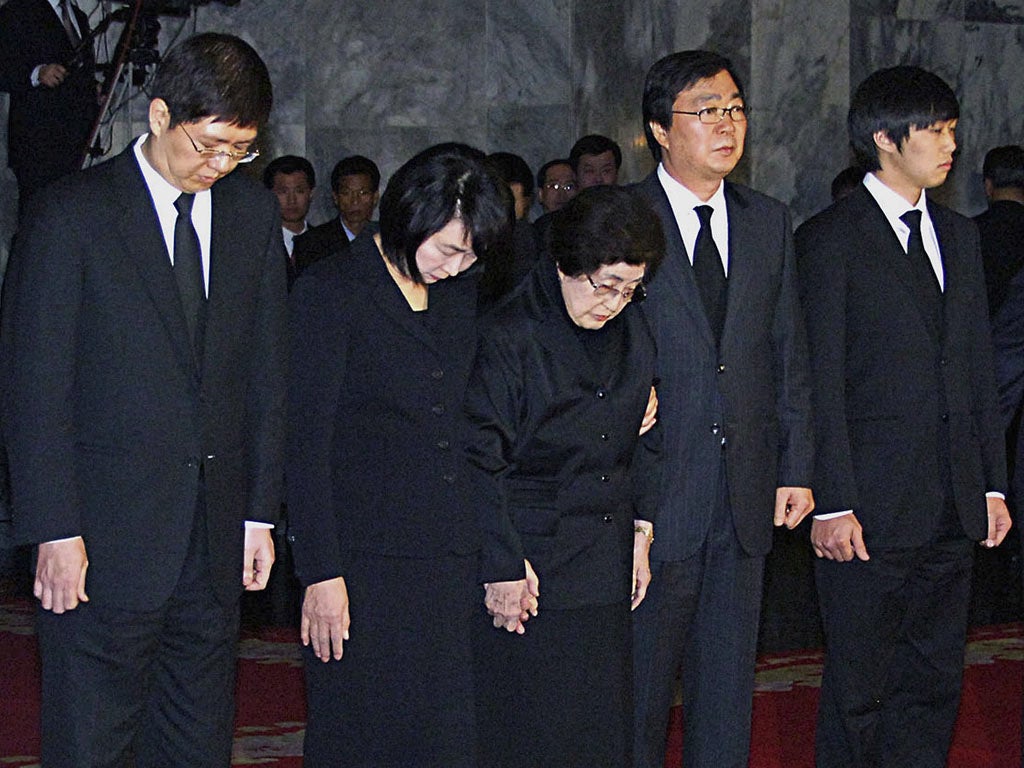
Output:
[
  {"xmin": 1, "ymin": 32, "xmax": 286, "ymax": 768},
  {"xmin": 292, "ymin": 154, "xmax": 380, "ymax": 280},
  {"xmin": 631, "ymin": 49, "xmax": 814, "ymax": 768}
]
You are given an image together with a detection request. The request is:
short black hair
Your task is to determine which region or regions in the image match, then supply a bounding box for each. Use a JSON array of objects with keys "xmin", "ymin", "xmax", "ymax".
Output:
[
  {"xmin": 830, "ymin": 165, "xmax": 864, "ymax": 202},
  {"xmin": 536, "ymin": 159, "xmax": 574, "ymax": 188},
  {"xmin": 378, "ymin": 145, "xmax": 513, "ymax": 285},
  {"xmin": 569, "ymin": 135, "xmax": 622, "ymax": 172},
  {"xmin": 549, "ymin": 186, "xmax": 664, "ymax": 279},
  {"xmin": 847, "ymin": 65, "xmax": 959, "ymax": 173},
  {"xmin": 486, "ymin": 152, "xmax": 534, "ymax": 196},
  {"xmin": 642, "ymin": 50, "xmax": 745, "ymax": 162},
  {"xmin": 330, "ymin": 155, "xmax": 381, "ymax": 193},
  {"xmin": 982, "ymin": 145, "xmax": 1024, "ymax": 190},
  {"xmin": 151, "ymin": 32, "xmax": 272, "ymax": 129},
  {"xmin": 262, "ymin": 155, "xmax": 315, "ymax": 190}
]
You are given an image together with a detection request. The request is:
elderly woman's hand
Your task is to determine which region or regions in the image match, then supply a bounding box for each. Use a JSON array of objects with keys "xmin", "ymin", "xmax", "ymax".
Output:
[
  {"xmin": 639, "ymin": 386, "xmax": 658, "ymax": 436},
  {"xmin": 484, "ymin": 559, "xmax": 540, "ymax": 634}
]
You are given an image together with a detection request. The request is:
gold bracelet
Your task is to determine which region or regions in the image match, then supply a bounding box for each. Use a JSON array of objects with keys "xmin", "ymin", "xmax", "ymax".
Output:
[{"xmin": 634, "ymin": 525, "xmax": 654, "ymax": 544}]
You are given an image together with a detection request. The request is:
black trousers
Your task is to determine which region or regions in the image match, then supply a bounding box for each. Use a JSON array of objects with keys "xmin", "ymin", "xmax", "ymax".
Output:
[
  {"xmin": 814, "ymin": 537, "xmax": 975, "ymax": 768},
  {"xmin": 36, "ymin": 493, "xmax": 241, "ymax": 768},
  {"xmin": 632, "ymin": 479, "xmax": 765, "ymax": 768}
]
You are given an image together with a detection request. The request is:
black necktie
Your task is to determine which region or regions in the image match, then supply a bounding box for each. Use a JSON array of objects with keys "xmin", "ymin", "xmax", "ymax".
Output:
[
  {"xmin": 60, "ymin": 0, "xmax": 81, "ymax": 48},
  {"xmin": 173, "ymin": 193, "xmax": 206, "ymax": 354},
  {"xmin": 692, "ymin": 205, "xmax": 727, "ymax": 343},
  {"xmin": 899, "ymin": 209, "xmax": 942, "ymax": 333}
]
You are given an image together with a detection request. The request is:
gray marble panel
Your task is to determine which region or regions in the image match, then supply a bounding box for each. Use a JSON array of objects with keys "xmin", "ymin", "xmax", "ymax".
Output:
[
  {"xmin": 750, "ymin": 0, "xmax": 851, "ymax": 220},
  {"xmin": 303, "ymin": 0, "xmax": 488, "ymax": 137},
  {"xmin": 486, "ymin": 104, "xmax": 575, "ymax": 178},
  {"xmin": 851, "ymin": 18, "xmax": 966, "ymax": 90},
  {"xmin": 950, "ymin": 21, "xmax": 1024, "ymax": 214},
  {"xmin": 896, "ymin": 0, "xmax": 965, "ymax": 20},
  {"xmin": 487, "ymin": 0, "xmax": 572, "ymax": 106},
  {"xmin": 966, "ymin": 0, "xmax": 1024, "ymax": 21}
]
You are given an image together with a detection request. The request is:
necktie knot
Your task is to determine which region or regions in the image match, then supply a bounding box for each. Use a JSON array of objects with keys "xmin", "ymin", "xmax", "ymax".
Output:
[
  {"xmin": 174, "ymin": 192, "xmax": 196, "ymax": 218},
  {"xmin": 695, "ymin": 205, "xmax": 714, "ymax": 229},
  {"xmin": 900, "ymin": 209, "xmax": 923, "ymax": 234}
]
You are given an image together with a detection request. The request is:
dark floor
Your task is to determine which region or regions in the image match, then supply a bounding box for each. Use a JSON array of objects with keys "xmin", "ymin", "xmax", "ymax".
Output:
[{"xmin": 3, "ymin": 519, "xmax": 1021, "ymax": 653}]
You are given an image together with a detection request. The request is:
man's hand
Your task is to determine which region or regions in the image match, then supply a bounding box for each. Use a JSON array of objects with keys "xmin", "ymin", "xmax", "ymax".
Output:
[
  {"xmin": 982, "ymin": 496, "xmax": 1013, "ymax": 548},
  {"xmin": 484, "ymin": 559, "xmax": 540, "ymax": 634},
  {"xmin": 639, "ymin": 386, "xmax": 658, "ymax": 436},
  {"xmin": 774, "ymin": 486, "xmax": 815, "ymax": 529},
  {"xmin": 38, "ymin": 63, "xmax": 68, "ymax": 88},
  {"xmin": 302, "ymin": 577, "xmax": 350, "ymax": 662},
  {"xmin": 35, "ymin": 536, "xmax": 89, "ymax": 613},
  {"xmin": 631, "ymin": 527, "xmax": 653, "ymax": 610},
  {"xmin": 811, "ymin": 513, "xmax": 870, "ymax": 562},
  {"xmin": 242, "ymin": 526, "xmax": 275, "ymax": 591}
]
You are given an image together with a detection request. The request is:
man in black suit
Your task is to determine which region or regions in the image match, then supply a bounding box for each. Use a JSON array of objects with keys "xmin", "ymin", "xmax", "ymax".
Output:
[
  {"xmin": 1, "ymin": 33, "xmax": 286, "ymax": 767},
  {"xmin": 631, "ymin": 50, "xmax": 814, "ymax": 768},
  {"xmin": 796, "ymin": 66, "xmax": 1011, "ymax": 768},
  {"xmin": 291, "ymin": 154, "xmax": 380, "ymax": 280},
  {"xmin": 0, "ymin": 0, "xmax": 98, "ymax": 211},
  {"xmin": 975, "ymin": 145, "xmax": 1024, "ymax": 319}
]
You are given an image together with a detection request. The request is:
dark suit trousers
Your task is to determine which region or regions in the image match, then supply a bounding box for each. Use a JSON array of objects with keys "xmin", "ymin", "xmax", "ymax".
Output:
[
  {"xmin": 632, "ymin": 469, "xmax": 765, "ymax": 768},
  {"xmin": 814, "ymin": 537, "xmax": 974, "ymax": 768},
  {"xmin": 36, "ymin": 489, "xmax": 241, "ymax": 768}
]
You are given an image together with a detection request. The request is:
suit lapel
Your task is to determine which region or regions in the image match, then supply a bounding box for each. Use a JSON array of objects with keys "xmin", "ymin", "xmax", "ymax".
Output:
[
  {"xmin": 929, "ymin": 201, "xmax": 957, "ymax": 344},
  {"xmin": 855, "ymin": 188, "xmax": 941, "ymax": 341},
  {"xmin": 112, "ymin": 147, "xmax": 197, "ymax": 374},
  {"xmin": 639, "ymin": 174, "xmax": 716, "ymax": 348},
  {"xmin": 721, "ymin": 183, "xmax": 757, "ymax": 351},
  {"xmin": 364, "ymin": 244, "xmax": 442, "ymax": 352}
]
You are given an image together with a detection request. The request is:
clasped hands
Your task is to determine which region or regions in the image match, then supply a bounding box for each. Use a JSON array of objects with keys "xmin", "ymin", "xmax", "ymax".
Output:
[{"xmin": 484, "ymin": 560, "xmax": 540, "ymax": 634}]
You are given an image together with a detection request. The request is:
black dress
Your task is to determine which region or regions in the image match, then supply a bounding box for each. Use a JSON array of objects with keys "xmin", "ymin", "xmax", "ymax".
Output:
[
  {"xmin": 287, "ymin": 236, "xmax": 482, "ymax": 767},
  {"xmin": 465, "ymin": 261, "xmax": 661, "ymax": 767}
]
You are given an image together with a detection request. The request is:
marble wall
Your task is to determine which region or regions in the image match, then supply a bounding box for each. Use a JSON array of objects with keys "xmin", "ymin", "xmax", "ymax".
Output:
[{"xmin": 1, "ymin": 0, "xmax": 1022, "ymax": 263}]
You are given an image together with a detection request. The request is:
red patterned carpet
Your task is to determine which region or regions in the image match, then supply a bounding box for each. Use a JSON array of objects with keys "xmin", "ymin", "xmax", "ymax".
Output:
[{"xmin": 1, "ymin": 597, "xmax": 1020, "ymax": 767}]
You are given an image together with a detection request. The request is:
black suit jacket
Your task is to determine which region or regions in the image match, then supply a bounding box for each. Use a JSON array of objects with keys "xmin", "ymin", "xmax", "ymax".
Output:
[
  {"xmin": 291, "ymin": 218, "xmax": 350, "ymax": 281},
  {"xmin": 796, "ymin": 185, "xmax": 1006, "ymax": 547},
  {"xmin": 465, "ymin": 261, "xmax": 661, "ymax": 609},
  {"xmin": 634, "ymin": 172, "xmax": 813, "ymax": 560},
  {"xmin": 1, "ymin": 144, "xmax": 287, "ymax": 608},
  {"xmin": 286, "ymin": 236, "xmax": 480, "ymax": 587},
  {"xmin": 0, "ymin": 0, "xmax": 97, "ymax": 184},
  {"xmin": 975, "ymin": 200, "xmax": 1024, "ymax": 318}
]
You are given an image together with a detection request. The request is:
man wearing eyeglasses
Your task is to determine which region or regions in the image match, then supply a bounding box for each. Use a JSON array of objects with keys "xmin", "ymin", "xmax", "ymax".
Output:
[
  {"xmin": 631, "ymin": 50, "xmax": 814, "ymax": 768},
  {"xmin": 292, "ymin": 154, "xmax": 381, "ymax": 281},
  {"xmin": 1, "ymin": 33, "xmax": 286, "ymax": 768}
]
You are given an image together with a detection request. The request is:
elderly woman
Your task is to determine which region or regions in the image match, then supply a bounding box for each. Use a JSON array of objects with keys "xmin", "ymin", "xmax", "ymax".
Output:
[
  {"xmin": 466, "ymin": 185, "xmax": 665, "ymax": 767},
  {"xmin": 286, "ymin": 146, "xmax": 511, "ymax": 767}
]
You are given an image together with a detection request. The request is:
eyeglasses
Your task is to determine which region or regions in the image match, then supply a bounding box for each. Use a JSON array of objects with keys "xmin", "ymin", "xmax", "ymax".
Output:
[
  {"xmin": 179, "ymin": 124, "xmax": 259, "ymax": 164},
  {"xmin": 585, "ymin": 274, "xmax": 646, "ymax": 304},
  {"xmin": 543, "ymin": 181, "xmax": 578, "ymax": 192},
  {"xmin": 672, "ymin": 105, "xmax": 748, "ymax": 124},
  {"xmin": 336, "ymin": 188, "xmax": 376, "ymax": 200}
]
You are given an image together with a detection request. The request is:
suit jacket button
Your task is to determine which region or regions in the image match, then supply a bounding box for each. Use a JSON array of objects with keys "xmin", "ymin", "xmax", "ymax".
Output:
[
  {"xmin": 941, "ymin": 413, "xmax": 949, "ymax": 422},
  {"xmin": 437, "ymin": 439, "xmax": 450, "ymax": 450},
  {"xmin": 431, "ymin": 369, "xmax": 444, "ymax": 380},
  {"xmin": 596, "ymin": 389, "xmax": 607, "ymax": 399},
  {"xmin": 601, "ymin": 433, "xmax": 609, "ymax": 441},
  {"xmin": 711, "ymin": 423, "xmax": 720, "ymax": 435},
  {"xmin": 717, "ymin": 364, "xmax": 726, "ymax": 373},
  {"xmin": 442, "ymin": 473, "xmax": 456, "ymax": 484},
  {"xmin": 431, "ymin": 404, "xmax": 445, "ymax": 415},
  {"xmin": 602, "ymin": 514, "xmax": 613, "ymax": 523}
]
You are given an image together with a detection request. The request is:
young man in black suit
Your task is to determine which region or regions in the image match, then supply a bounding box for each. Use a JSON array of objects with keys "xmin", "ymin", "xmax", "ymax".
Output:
[
  {"xmin": 1, "ymin": 33, "xmax": 286, "ymax": 767},
  {"xmin": 631, "ymin": 50, "xmax": 815, "ymax": 768},
  {"xmin": 0, "ymin": 0, "xmax": 99, "ymax": 211},
  {"xmin": 796, "ymin": 66, "xmax": 1011, "ymax": 768}
]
